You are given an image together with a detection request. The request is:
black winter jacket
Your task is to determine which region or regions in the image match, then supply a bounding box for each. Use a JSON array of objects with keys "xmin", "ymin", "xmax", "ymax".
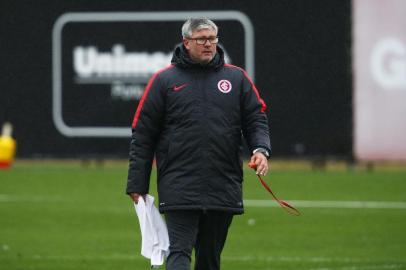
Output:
[{"xmin": 126, "ymin": 44, "xmax": 271, "ymax": 214}]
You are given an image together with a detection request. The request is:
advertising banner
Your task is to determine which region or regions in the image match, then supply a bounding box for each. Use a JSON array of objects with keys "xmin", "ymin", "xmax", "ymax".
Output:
[
  {"xmin": 52, "ymin": 11, "xmax": 253, "ymax": 137},
  {"xmin": 354, "ymin": 0, "xmax": 406, "ymax": 160}
]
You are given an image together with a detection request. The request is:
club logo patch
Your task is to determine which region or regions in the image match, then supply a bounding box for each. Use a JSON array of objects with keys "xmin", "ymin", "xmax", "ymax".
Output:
[{"xmin": 217, "ymin": 80, "xmax": 232, "ymax": 93}]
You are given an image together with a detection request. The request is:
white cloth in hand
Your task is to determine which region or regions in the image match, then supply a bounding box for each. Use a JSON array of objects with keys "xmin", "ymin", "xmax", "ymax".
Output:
[{"xmin": 134, "ymin": 194, "xmax": 169, "ymax": 267}]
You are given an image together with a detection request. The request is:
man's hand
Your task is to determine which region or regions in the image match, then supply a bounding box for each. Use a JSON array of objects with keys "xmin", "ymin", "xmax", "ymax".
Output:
[
  {"xmin": 129, "ymin": 193, "xmax": 145, "ymax": 204},
  {"xmin": 249, "ymin": 152, "xmax": 269, "ymax": 176}
]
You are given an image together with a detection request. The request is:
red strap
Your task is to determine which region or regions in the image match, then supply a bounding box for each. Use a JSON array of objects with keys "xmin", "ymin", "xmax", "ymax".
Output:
[
  {"xmin": 248, "ymin": 162, "xmax": 300, "ymax": 216},
  {"xmin": 256, "ymin": 174, "xmax": 300, "ymax": 216}
]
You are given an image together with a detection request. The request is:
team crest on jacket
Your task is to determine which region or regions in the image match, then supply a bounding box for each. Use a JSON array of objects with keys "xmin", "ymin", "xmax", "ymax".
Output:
[{"xmin": 217, "ymin": 80, "xmax": 232, "ymax": 93}]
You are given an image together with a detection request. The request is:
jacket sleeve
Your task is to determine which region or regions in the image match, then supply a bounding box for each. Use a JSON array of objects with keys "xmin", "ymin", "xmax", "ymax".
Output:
[
  {"xmin": 126, "ymin": 73, "xmax": 166, "ymax": 195},
  {"xmin": 240, "ymin": 70, "xmax": 272, "ymax": 156}
]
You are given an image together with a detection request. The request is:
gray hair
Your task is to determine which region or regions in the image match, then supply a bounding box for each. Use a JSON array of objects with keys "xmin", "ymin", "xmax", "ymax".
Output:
[{"xmin": 182, "ymin": 18, "xmax": 218, "ymax": 38}]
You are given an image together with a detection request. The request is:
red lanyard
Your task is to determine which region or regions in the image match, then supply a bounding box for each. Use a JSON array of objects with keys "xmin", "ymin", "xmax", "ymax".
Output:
[{"xmin": 249, "ymin": 162, "xmax": 300, "ymax": 216}]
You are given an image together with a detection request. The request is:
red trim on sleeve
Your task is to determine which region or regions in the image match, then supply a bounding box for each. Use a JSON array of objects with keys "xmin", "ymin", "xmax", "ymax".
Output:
[
  {"xmin": 224, "ymin": 64, "xmax": 267, "ymax": 112},
  {"xmin": 131, "ymin": 65, "xmax": 174, "ymax": 129}
]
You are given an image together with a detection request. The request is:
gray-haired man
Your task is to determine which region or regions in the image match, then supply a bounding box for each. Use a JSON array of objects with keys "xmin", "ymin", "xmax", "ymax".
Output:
[{"xmin": 127, "ymin": 18, "xmax": 271, "ymax": 270}]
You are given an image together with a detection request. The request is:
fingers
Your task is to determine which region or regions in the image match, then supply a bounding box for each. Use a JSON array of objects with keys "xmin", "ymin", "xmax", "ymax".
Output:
[
  {"xmin": 256, "ymin": 159, "xmax": 268, "ymax": 176},
  {"xmin": 251, "ymin": 153, "xmax": 268, "ymax": 176},
  {"xmin": 129, "ymin": 193, "xmax": 141, "ymax": 204},
  {"xmin": 130, "ymin": 193, "xmax": 147, "ymax": 204},
  {"xmin": 249, "ymin": 155, "xmax": 257, "ymax": 167}
]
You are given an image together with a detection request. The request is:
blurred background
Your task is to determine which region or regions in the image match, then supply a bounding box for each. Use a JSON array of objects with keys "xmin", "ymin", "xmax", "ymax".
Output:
[
  {"xmin": 0, "ymin": 0, "xmax": 353, "ymax": 160},
  {"xmin": 1, "ymin": 0, "xmax": 404, "ymax": 163}
]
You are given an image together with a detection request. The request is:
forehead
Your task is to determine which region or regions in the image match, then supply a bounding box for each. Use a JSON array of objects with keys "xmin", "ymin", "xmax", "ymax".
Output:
[{"xmin": 191, "ymin": 28, "xmax": 216, "ymax": 37}]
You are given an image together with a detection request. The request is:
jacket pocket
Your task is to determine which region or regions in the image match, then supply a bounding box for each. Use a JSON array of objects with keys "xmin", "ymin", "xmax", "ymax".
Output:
[
  {"xmin": 157, "ymin": 128, "xmax": 180, "ymax": 177},
  {"xmin": 226, "ymin": 130, "xmax": 243, "ymax": 179},
  {"xmin": 156, "ymin": 132, "xmax": 173, "ymax": 177}
]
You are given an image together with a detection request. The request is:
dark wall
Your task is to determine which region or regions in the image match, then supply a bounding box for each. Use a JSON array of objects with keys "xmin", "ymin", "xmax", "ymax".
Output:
[{"xmin": 0, "ymin": 0, "xmax": 352, "ymax": 158}]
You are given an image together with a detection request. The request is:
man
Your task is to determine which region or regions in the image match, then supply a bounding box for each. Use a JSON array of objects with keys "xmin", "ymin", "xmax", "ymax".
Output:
[{"xmin": 127, "ymin": 18, "xmax": 271, "ymax": 270}]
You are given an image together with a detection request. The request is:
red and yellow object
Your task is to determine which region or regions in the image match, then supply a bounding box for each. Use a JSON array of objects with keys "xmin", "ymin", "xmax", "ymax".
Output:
[{"xmin": 0, "ymin": 123, "xmax": 16, "ymax": 169}]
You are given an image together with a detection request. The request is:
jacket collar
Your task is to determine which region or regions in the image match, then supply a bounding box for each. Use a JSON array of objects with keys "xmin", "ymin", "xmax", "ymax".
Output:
[{"xmin": 171, "ymin": 43, "xmax": 225, "ymax": 70}]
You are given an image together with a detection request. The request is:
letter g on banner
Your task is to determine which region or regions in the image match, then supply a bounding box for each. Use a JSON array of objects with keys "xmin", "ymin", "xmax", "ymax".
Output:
[{"xmin": 370, "ymin": 38, "xmax": 406, "ymax": 90}]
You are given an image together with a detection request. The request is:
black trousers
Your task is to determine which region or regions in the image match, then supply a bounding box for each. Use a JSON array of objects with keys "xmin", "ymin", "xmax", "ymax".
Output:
[{"xmin": 164, "ymin": 210, "xmax": 234, "ymax": 270}]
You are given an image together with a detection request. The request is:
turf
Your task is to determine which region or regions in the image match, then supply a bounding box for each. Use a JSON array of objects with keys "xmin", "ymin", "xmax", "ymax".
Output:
[{"xmin": 0, "ymin": 162, "xmax": 406, "ymax": 270}]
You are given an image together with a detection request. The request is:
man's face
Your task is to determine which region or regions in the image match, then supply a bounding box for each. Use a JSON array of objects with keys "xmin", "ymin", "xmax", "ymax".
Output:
[{"xmin": 183, "ymin": 28, "xmax": 217, "ymax": 64}]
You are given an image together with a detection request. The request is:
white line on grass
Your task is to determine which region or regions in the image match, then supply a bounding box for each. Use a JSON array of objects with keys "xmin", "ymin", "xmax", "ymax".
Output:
[
  {"xmin": 26, "ymin": 254, "xmax": 389, "ymax": 264},
  {"xmin": 222, "ymin": 255, "xmax": 363, "ymax": 263},
  {"xmin": 1, "ymin": 194, "xmax": 406, "ymax": 210},
  {"xmin": 309, "ymin": 264, "xmax": 403, "ymax": 270},
  {"xmin": 25, "ymin": 254, "xmax": 406, "ymax": 269},
  {"xmin": 244, "ymin": 200, "xmax": 406, "ymax": 209}
]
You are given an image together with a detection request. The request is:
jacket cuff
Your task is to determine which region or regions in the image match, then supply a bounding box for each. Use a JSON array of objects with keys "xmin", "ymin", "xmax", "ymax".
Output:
[{"xmin": 253, "ymin": 147, "xmax": 270, "ymax": 159}]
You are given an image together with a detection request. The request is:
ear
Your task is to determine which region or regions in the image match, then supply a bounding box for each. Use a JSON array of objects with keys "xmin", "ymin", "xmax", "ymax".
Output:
[{"xmin": 183, "ymin": 38, "xmax": 191, "ymax": 50}]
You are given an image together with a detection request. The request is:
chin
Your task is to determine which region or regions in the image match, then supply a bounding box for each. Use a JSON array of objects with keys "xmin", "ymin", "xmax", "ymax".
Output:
[{"xmin": 200, "ymin": 56, "xmax": 213, "ymax": 64}]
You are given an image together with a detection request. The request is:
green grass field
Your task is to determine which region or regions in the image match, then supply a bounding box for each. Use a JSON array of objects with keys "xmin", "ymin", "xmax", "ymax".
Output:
[{"xmin": 1, "ymin": 161, "xmax": 406, "ymax": 270}]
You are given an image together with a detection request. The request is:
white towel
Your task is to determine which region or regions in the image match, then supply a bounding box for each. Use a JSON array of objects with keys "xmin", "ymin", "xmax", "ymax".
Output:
[{"xmin": 134, "ymin": 195, "xmax": 169, "ymax": 267}]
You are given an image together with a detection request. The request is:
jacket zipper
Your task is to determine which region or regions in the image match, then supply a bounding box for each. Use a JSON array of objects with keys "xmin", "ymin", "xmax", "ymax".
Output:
[{"xmin": 200, "ymin": 71, "xmax": 210, "ymax": 211}]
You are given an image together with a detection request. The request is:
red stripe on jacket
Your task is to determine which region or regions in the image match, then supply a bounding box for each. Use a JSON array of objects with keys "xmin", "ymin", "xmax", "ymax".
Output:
[
  {"xmin": 131, "ymin": 65, "xmax": 174, "ymax": 129},
  {"xmin": 224, "ymin": 64, "xmax": 267, "ymax": 112}
]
